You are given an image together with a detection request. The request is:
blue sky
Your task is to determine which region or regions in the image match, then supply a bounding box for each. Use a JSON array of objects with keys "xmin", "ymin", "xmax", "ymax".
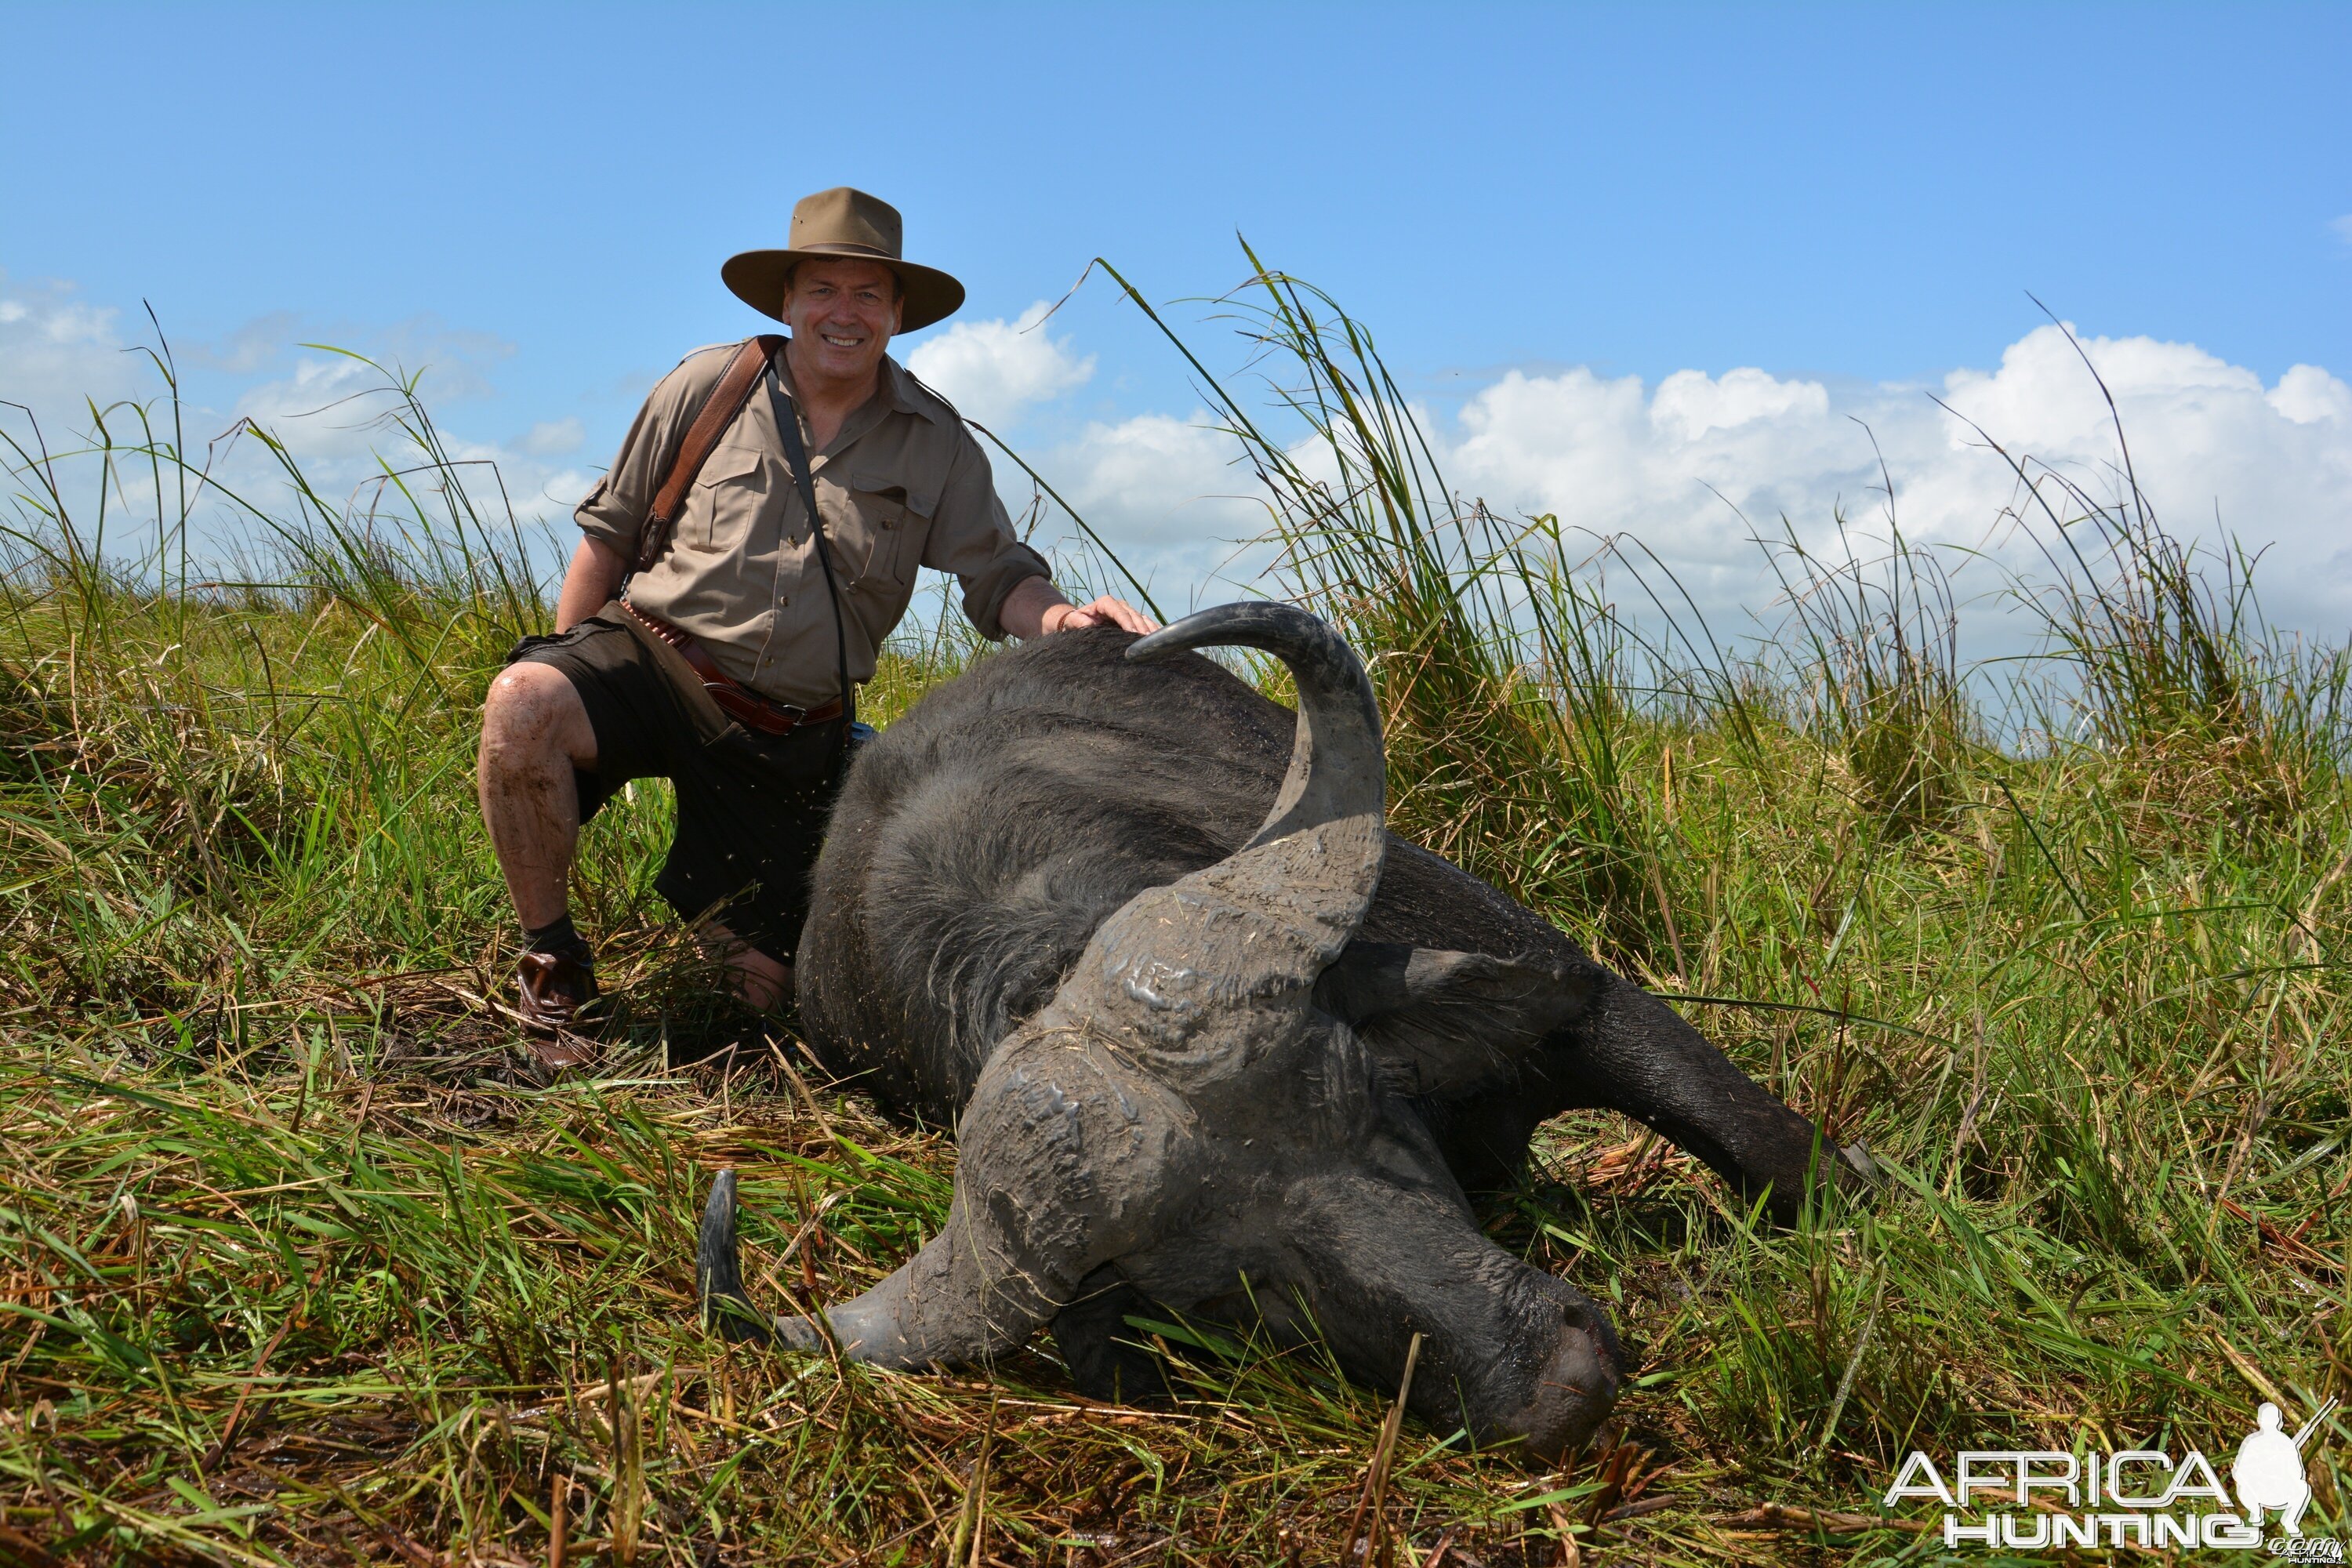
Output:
[{"xmin": 4, "ymin": 2, "xmax": 2348, "ymax": 626}]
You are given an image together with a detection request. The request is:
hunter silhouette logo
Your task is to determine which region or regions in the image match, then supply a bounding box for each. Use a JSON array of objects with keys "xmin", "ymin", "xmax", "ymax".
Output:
[
  {"xmin": 2235, "ymin": 1398, "xmax": 2336, "ymax": 1539},
  {"xmin": 1882, "ymin": 1399, "xmax": 2341, "ymax": 1552}
]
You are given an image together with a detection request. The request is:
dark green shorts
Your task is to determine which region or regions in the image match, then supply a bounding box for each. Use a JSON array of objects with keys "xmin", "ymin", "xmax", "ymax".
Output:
[{"xmin": 505, "ymin": 615, "xmax": 844, "ymax": 963}]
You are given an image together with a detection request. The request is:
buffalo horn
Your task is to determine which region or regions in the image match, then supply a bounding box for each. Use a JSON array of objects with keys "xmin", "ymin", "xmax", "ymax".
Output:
[{"xmin": 1126, "ymin": 602, "xmax": 1383, "ymax": 849}]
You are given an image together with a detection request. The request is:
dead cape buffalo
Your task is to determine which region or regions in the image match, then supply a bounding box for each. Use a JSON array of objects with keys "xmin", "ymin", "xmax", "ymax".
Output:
[{"xmin": 697, "ymin": 602, "xmax": 1867, "ymax": 1460}]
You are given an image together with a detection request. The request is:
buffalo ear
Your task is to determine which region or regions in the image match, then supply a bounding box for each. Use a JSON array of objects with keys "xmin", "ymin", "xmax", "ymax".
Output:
[{"xmin": 1317, "ymin": 942, "xmax": 1596, "ymax": 1098}]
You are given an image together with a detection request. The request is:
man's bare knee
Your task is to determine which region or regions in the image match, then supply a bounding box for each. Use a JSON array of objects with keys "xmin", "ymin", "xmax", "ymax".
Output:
[{"xmin": 483, "ymin": 663, "xmax": 597, "ymax": 773}]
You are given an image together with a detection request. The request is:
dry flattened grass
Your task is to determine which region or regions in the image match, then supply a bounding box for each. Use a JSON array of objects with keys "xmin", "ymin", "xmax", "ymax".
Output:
[{"xmin": 2, "ymin": 1010, "xmax": 1671, "ymax": 1566}]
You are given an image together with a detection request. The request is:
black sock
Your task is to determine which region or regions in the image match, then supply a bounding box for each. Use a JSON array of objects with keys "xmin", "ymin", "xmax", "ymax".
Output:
[{"xmin": 525, "ymin": 913, "xmax": 590, "ymax": 963}]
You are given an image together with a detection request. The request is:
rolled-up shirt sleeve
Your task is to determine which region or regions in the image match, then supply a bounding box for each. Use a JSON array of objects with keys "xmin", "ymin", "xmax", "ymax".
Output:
[
  {"xmin": 573, "ymin": 354, "xmax": 713, "ymax": 557},
  {"xmin": 924, "ymin": 437, "xmax": 1051, "ymax": 639}
]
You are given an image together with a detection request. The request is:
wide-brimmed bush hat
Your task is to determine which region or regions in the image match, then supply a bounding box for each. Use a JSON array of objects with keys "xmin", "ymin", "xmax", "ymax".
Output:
[{"xmin": 722, "ymin": 187, "xmax": 965, "ymax": 333}]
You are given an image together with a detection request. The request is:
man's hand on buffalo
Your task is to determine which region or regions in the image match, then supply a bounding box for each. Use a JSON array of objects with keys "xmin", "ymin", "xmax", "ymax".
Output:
[
  {"xmin": 1046, "ymin": 595, "xmax": 1160, "ymax": 634},
  {"xmin": 1000, "ymin": 573, "xmax": 1160, "ymax": 638}
]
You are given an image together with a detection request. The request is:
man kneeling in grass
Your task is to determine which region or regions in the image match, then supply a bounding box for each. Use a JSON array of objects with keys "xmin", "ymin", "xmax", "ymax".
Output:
[{"xmin": 475, "ymin": 187, "xmax": 1152, "ymax": 1061}]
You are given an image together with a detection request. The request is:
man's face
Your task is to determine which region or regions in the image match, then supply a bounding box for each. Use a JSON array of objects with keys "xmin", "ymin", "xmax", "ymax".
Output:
[{"xmin": 782, "ymin": 258, "xmax": 902, "ymax": 387}]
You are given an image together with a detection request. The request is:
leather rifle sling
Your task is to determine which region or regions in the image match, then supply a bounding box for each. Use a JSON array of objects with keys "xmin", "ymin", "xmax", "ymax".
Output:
[
  {"xmin": 628, "ymin": 333, "xmax": 784, "ymax": 578},
  {"xmin": 764, "ymin": 351, "xmax": 856, "ymax": 742}
]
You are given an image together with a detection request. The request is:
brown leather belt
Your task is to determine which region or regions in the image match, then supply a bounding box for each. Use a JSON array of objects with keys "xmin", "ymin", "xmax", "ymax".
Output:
[{"xmin": 620, "ymin": 601, "xmax": 843, "ymax": 737}]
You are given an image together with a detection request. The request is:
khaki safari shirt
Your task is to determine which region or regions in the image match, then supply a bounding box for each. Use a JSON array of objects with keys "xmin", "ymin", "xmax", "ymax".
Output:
[{"xmin": 575, "ymin": 342, "xmax": 1050, "ymax": 710}]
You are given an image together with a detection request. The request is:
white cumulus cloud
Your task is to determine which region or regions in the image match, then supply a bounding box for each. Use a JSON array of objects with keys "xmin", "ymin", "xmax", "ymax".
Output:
[
  {"xmin": 0, "ymin": 275, "xmax": 147, "ymax": 431},
  {"xmin": 905, "ymin": 302, "xmax": 1094, "ymax": 430},
  {"xmin": 1403, "ymin": 326, "xmax": 2352, "ymax": 632},
  {"xmin": 1650, "ymin": 365, "xmax": 1831, "ymax": 441}
]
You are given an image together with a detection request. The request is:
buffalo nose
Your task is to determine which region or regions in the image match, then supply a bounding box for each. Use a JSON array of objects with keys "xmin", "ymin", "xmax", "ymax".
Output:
[{"xmin": 1503, "ymin": 1298, "xmax": 1624, "ymax": 1463}]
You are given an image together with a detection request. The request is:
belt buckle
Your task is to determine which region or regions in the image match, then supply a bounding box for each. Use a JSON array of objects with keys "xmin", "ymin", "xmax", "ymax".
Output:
[{"xmin": 773, "ymin": 700, "xmax": 808, "ymax": 724}]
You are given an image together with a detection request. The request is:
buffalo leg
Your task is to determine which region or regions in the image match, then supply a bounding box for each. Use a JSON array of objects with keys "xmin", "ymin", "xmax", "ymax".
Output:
[{"xmin": 1549, "ymin": 975, "xmax": 1867, "ymax": 1218}]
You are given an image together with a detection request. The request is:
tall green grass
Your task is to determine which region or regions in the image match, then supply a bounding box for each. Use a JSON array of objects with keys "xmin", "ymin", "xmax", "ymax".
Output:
[{"xmin": 2, "ymin": 272, "xmax": 2348, "ymax": 1566}]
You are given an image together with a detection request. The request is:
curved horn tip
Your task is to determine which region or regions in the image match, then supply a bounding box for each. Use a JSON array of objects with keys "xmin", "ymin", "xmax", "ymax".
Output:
[
  {"xmin": 704, "ymin": 1168, "xmax": 739, "ymax": 1223},
  {"xmin": 697, "ymin": 1169, "xmax": 778, "ymax": 1344},
  {"xmin": 697, "ymin": 1170, "xmax": 743, "ymax": 1300},
  {"xmin": 1124, "ymin": 601, "xmax": 1323, "ymax": 662}
]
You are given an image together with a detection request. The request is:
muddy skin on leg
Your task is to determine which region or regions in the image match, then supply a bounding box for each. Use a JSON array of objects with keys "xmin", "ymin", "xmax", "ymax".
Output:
[{"xmin": 477, "ymin": 661, "xmax": 598, "ymax": 931}]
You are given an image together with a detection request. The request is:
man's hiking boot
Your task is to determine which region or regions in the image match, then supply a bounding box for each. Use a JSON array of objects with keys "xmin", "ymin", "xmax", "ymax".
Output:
[{"xmin": 515, "ymin": 949, "xmax": 599, "ymax": 1069}]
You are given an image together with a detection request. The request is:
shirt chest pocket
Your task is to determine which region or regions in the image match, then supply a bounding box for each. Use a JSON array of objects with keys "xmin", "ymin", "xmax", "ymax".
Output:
[
  {"xmin": 688, "ymin": 442, "xmax": 771, "ymax": 554},
  {"xmin": 832, "ymin": 466, "xmax": 935, "ymax": 589}
]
